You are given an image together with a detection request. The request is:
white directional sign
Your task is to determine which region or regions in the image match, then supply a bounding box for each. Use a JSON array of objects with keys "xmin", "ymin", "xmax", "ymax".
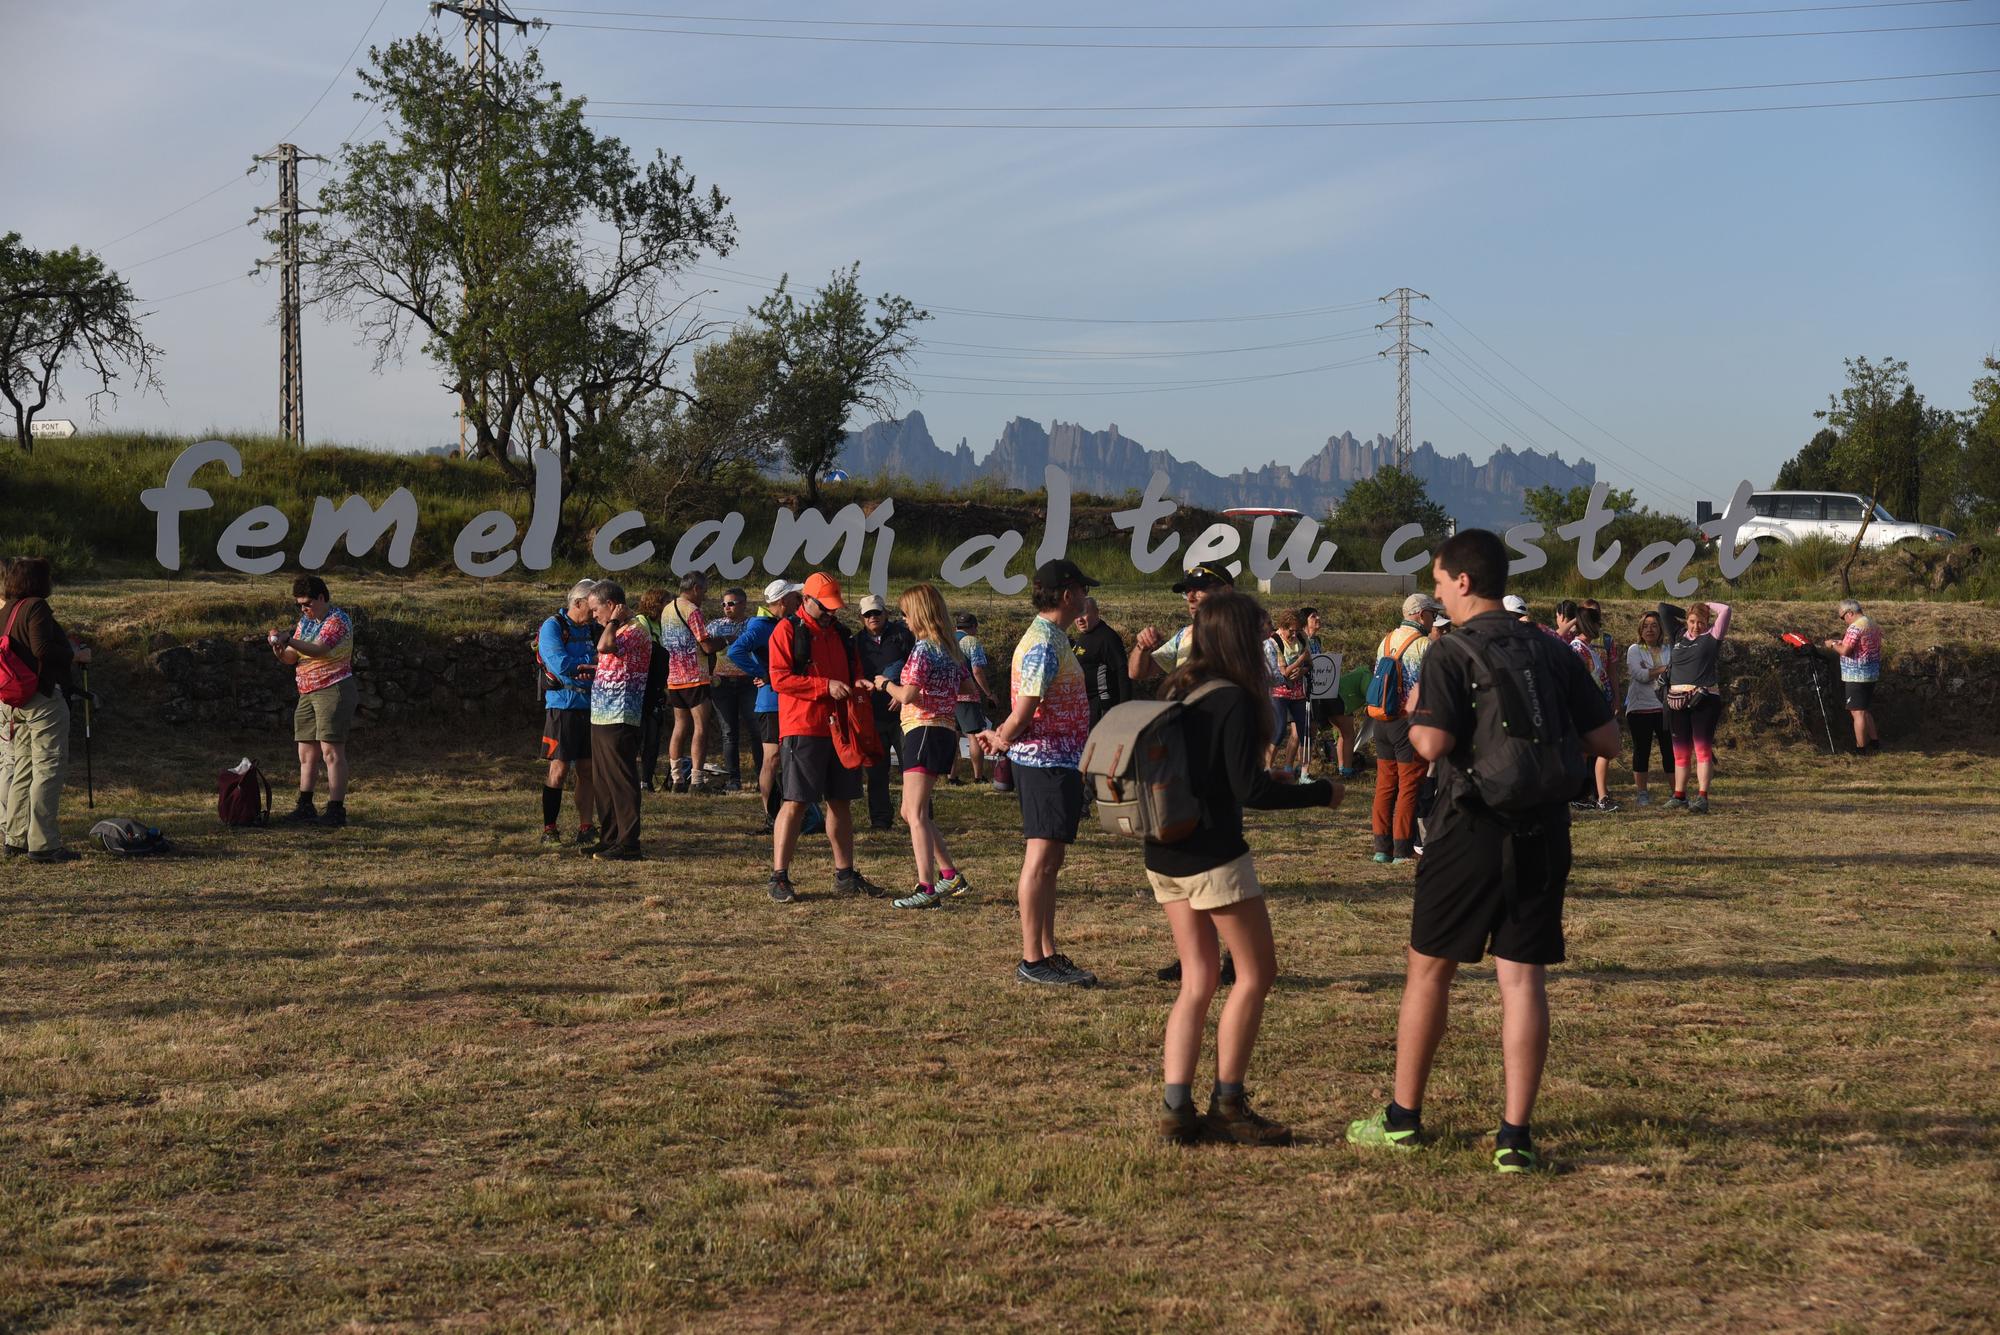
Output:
[{"xmin": 29, "ymin": 419, "xmax": 76, "ymax": 440}]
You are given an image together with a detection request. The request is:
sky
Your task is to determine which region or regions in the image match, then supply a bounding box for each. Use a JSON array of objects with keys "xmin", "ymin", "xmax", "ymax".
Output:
[{"xmin": 4, "ymin": 0, "xmax": 1997, "ymax": 517}]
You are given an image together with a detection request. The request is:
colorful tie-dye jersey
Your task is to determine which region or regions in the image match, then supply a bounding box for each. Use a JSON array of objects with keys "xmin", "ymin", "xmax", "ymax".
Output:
[
  {"xmin": 591, "ymin": 621, "xmax": 653, "ymax": 726},
  {"xmin": 955, "ymin": 632, "xmax": 988, "ymax": 702},
  {"xmin": 293, "ymin": 607, "xmax": 354, "ymax": 695},
  {"xmin": 900, "ymin": 638, "xmax": 968, "ymax": 731},
  {"xmin": 1270, "ymin": 636, "xmax": 1309, "ymax": 700},
  {"xmin": 660, "ymin": 598, "xmax": 712, "ymax": 688},
  {"xmin": 1008, "ymin": 614, "xmax": 1090, "ymax": 769},
  {"xmin": 1567, "ymin": 633, "xmax": 1612, "ymax": 704},
  {"xmin": 1838, "ymin": 615, "xmax": 1882, "ymax": 682}
]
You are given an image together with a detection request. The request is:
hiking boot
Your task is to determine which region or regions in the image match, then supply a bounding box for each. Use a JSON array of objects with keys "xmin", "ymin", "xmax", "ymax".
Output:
[
  {"xmin": 1015, "ymin": 958, "xmax": 1069, "ymax": 986},
  {"xmin": 767, "ymin": 872, "xmax": 796, "ymax": 903},
  {"xmin": 937, "ymin": 870, "xmax": 972, "ymax": 898},
  {"xmin": 577, "ymin": 839, "xmax": 609, "ymax": 858},
  {"xmin": 27, "ymin": 848, "xmax": 81, "ymax": 864},
  {"xmin": 672, "ymin": 779, "xmax": 691, "ymax": 795},
  {"xmin": 1337, "ymin": 766, "xmax": 1358, "ymax": 780},
  {"xmin": 574, "ymin": 825, "xmax": 599, "ymax": 846},
  {"xmin": 835, "ymin": 868, "xmax": 886, "ymax": 898},
  {"xmin": 1157, "ymin": 954, "xmax": 1235, "ymax": 986},
  {"xmin": 280, "ymin": 800, "xmax": 318, "ymax": 824},
  {"xmin": 1201, "ymin": 1091, "xmax": 1293, "ymax": 1147},
  {"xmin": 1664, "ymin": 796, "xmax": 1689, "ymax": 811},
  {"xmin": 1493, "ymin": 1143, "xmax": 1541, "ymax": 1174},
  {"xmin": 869, "ymin": 820, "xmax": 895, "ymax": 832},
  {"xmin": 540, "ymin": 824, "xmax": 564, "ymax": 846},
  {"xmin": 1690, "ymin": 793, "xmax": 1710, "ymax": 815},
  {"xmin": 2, "ymin": 843, "xmax": 25, "ymax": 858},
  {"xmin": 1570, "ymin": 799, "xmax": 1597, "ymax": 812},
  {"xmin": 892, "ymin": 884, "xmax": 943, "ymax": 910},
  {"xmin": 1633, "ymin": 791, "xmax": 1654, "ymax": 808},
  {"xmin": 1044, "ymin": 953, "xmax": 1099, "ymax": 987},
  {"xmin": 316, "ymin": 802, "xmax": 348, "ymax": 829},
  {"xmin": 1159, "ymin": 1100, "xmax": 1200, "ymax": 1146},
  {"xmin": 1345, "ymin": 1108, "xmax": 1422, "ymax": 1151},
  {"xmin": 593, "ymin": 845, "xmax": 642, "ymax": 862},
  {"xmin": 1595, "ymin": 797, "xmax": 1621, "ymax": 813}
]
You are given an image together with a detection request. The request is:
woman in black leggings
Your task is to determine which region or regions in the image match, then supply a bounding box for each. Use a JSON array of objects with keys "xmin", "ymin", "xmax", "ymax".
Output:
[
  {"xmin": 1624, "ymin": 611, "xmax": 1672, "ymax": 805},
  {"xmin": 1662, "ymin": 599, "xmax": 1731, "ymax": 814}
]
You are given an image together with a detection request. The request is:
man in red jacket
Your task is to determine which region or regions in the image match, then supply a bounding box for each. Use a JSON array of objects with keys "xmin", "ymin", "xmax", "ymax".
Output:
[{"xmin": 766, "ymin": 571, "xmax": 886, "ymax": 904}]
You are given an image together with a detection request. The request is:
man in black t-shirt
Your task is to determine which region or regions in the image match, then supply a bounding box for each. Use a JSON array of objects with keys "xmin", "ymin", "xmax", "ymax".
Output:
[
  {"xmin": 1070, "ymin": 597, "xmax": 1130, "ymax": 727},
  {"xmin": 1344, "ymin": 529, "xmax": 1619, "ymax": 1174}
]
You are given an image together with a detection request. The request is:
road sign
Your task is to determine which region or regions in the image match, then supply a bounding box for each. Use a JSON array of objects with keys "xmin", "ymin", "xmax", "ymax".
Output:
[
  {"xmin": 1308, "ymin": 652, "xmax": 1344, "ymax": 701},
  {"xmin": 29, "ymin": 419, "xmax": 76, "ymax": 440}
]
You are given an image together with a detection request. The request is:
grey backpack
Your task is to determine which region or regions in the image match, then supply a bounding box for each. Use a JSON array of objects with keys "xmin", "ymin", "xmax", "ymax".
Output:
[
  {"xmin": 1080, "ymin": 680, "xmax": 1226, "ymax": 841},
  {"xmin": 90, "ymin": 817, "xmax": 174, "ymax": 856}
]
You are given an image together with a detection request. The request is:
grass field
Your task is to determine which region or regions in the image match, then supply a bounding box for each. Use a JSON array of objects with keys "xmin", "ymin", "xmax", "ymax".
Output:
[{"xmin": 2, "ymin": 691, "xmax": 1996, "ymax": 1329}]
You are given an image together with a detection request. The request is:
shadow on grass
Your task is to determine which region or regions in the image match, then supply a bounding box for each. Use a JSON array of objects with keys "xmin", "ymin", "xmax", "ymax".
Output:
[
  {"xmin": 1275, "ymin": 955, "xmax": 1998, "ymax": 991},
  {"xmin": 0, "ymin": 977, "xmax": 630, "ymax": 1027},
  {"xmin": 1544, "ymin": 1102, "xmax": 2000, "ymax": 1159},
  {"xmin": 1585, "ymin": 852, "xmax": 2000, "ymax": 870},
  {"xmin": 0, "ymin": 940, "xmax": 547, "ymax": 969},
  {"xmin": 0, "ymin": 879, "xmax": 643, "ymax": 917}
]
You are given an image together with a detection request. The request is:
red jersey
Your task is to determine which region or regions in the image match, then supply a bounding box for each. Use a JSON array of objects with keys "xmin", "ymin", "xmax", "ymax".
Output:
[{"xmin": 769, "ymin": 613, "xmax": 862, "ymax": 738}]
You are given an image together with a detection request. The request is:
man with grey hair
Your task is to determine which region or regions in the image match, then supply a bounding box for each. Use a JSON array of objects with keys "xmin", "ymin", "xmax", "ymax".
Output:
[
  {"xmin": 537, "ymin": 579, "xmax": 600, "ymax": 845},
  {"xmin": 1824, "ymin": 598, "xmax": 1883, "ymax": 753}
]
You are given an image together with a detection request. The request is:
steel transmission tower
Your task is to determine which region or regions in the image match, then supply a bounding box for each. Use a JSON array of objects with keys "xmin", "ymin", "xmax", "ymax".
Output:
[
  {"xmin": 1376, "ymin": 288, "xmax": 1431, "ymax": 470},
  {"xmin": 430, "ymin": 1, "xmax": 540, "ymax": 456},
  {"xmin": 254, "ymin": 143, "xmax": 325, "ymax": 443}
]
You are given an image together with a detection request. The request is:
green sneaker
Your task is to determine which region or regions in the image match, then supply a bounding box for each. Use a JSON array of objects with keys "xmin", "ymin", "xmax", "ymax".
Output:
[
  {"xmin": 1370, "ymin": 852, "xmax": 1392, "ymax": 865},
  {"xmin": 1345, "ymin": 1108, "xmax": 1421, "ymax": 1150},
  {"xmin": 1493, "ymin": 1144, "xmax": 1540, "ymax": 1174},
  {"xmin": 892, "ymin": 885, "xmax": 943, "ymax": 910}
]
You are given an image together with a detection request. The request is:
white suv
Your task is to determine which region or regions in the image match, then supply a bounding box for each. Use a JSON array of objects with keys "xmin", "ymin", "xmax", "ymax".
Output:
[{"xmin": 1739, "ymin": 491, "xmax": 1954, "ymax": 549}]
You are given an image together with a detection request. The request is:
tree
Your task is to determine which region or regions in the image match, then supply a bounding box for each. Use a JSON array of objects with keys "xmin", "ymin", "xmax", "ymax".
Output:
[
  {"xmin": 1816, "ymin": 355, "xmax": 1912, "ymax": 593},
  {"xmin": 302, "ymin": 35, "xmax": 735, "ymax": 483},
  {"xmin": 751, "ymin": 264, "xmax": 927, "ymax": 506},
  {"xmin": 1326, "ymin": 465, "xmax": 1451, "ymax": 569},
  {"xmin": 629, "ymin": 328, "xmax": 782, "ymax": 520},
  {"xmin": 1522, "ymin": 482, "xmax": 1693, "ymax": 563},
  {"xmin": 1961, "ymin": 355, "xmax": 2000, "ymax": 533},
  {"xmin": 1774, "ymin": 428, "xmax": 1839, "ymax": 491},
  {"xmin": 0, "ymin": 232, "xmax": 162, "ymax": 452}
]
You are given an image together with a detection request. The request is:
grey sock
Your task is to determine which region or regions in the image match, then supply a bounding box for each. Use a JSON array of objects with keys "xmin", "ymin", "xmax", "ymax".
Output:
[
  {"xmin": 1214, "ymin": 1080, "xmax": 1244, "ymax": 1101},
  {"xmin": 1164, "ymin": 1083, "xmax": 1192, "ymax": 1111}
]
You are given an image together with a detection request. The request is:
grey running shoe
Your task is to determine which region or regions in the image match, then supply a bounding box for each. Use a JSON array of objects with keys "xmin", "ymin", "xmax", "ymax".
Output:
[
  {"xmin": 1690, "ymin": 793, "xmax": 1710, "ymax": 815},
  {"xmin": 892, "ymin": 885, "xmax": 943, "ymax": 910},
  {"xmin": 1634, "ymin": 791, "xmax": 1654, "ymax": 808},
  {"xmin": 1016, "ymin": 958, "xmax": 1067, "ymax": 985},
  {"xmin": 836, "ymin": 868, "xmax": 887, "ymax": 898},
  {"xmin": 1665, "ymin": 796, "xmax": 1689, "ymax": 811},
  {"xmin": 1044, "ymin": 953, "xmax": 1099, "ymax": 987},
  {"xmin": 1596, "ymin": 797, "xmax": 1621, "ymax": 813},
  {"xmin": 767, "ymin": 872, "xmax": 796, "ymax": 903}
]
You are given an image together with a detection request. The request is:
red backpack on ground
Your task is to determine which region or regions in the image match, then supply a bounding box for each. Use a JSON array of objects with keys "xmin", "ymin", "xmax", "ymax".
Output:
[
  {"xmin": 0, "ymin": 599, "xmax": 43, "ymax": 707},
  {"xmin": 217, "ymin": 763, "xmax": 273, "ymax": 827}
]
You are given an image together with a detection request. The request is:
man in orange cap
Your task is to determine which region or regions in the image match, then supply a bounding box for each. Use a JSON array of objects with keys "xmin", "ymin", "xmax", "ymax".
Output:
[{"xmin": 765, "ymin": 571, "xmax": 885, "ymax": 903}]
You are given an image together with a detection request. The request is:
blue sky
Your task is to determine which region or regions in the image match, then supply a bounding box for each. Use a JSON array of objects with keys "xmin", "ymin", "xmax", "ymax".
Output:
[{"xmin": 5, "ymin": 0, "xmax": 1996, "ymax": 516}]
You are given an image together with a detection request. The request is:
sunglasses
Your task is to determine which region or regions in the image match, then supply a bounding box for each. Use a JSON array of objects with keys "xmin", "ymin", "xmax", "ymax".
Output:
[
  {"xmin": 721, "ymin": 600, "xmax": 743, "ymax": 608},
  {"xmin": 294, "ymin": 600, "xmax": 313, "ymax": 610}
]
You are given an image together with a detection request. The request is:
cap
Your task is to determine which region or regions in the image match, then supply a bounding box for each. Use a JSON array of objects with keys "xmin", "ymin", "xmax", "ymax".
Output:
[
  {"xmin": 762, "ymin": 578, "xmax": 803, "ymax": 604},
  {"xmin": 1402, "ymin": 593, "xmax": 1442, "ymax": 621},
  {"xmin": 1502, "ymin": 594, "xmax": 1529, "ymax": 615},
  {"xmin": 801, "ymin": 571, "xmax": 845, "ymax": 609},
  {"xmin": 1032, "ymin": 558, "xmax": 1100, "ymax": 591},
  {"xmin": 1171, "ymin": 561, "xmax": 1236, "ymax": 594},
  {"xmin": 858, "ymin": 594, "xmax": 888, "ymax": 615},
  {"xmin": 954, "ymin": 612, "xmax": 978, "ymax": 630}
]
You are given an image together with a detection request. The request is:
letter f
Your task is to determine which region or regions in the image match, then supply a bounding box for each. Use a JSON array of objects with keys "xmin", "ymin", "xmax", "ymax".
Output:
[{"xmin": 140, "ymin": 439, "xmax": 242, "ymax": 571}]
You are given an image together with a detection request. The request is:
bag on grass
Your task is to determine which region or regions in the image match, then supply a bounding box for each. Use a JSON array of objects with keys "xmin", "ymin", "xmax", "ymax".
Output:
[
  {"xmin": 218, "ymin": 760, "xmax": 272, "ymax": 827},
  {"xmin": 90, "ymin": 817, "xmax": 174, "ymax": 856},
  {"xmin": 1079, "ymin": 681, "xmax": 1225, "ymax": 841}
]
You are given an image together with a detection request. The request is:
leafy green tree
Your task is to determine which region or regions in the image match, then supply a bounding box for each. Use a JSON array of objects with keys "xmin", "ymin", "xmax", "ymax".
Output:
[
  {"xmin": 1522, "ymin": 482, "xmax": 1692, "ymax": 561},
  {"xmin": 1774, "ymin": 428, "xmax": 1840, "ymax": 491},
  {"xmin": 1326, "ymin": 466, "xmax": 1451, "ymax": 569},
  {"xmin": 629, "ymin": 328, "xmax": 782, "ymax": 520},
  {"xmin": 0, "ymin": 232, "xmax": 161, "ymax": 452},
  {"xmin": 302, "ymin": 34, "xmax": 735, "ymax": 483},
  {"xmin": 1961, "ymin": 355, "xmax": 2000, "ymax": 533},
  {"xmin": 751, "ymin": 264, "xmax": 927, "ymax": 506},
  {"xmin": 1816, "ymin": 355, "xmax": 1913, "ymax": 592}
]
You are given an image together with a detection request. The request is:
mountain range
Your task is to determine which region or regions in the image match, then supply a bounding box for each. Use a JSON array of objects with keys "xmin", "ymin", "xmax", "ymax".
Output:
[{"xmin": 838, "ymin": 412, "xmax": 1596, "ymax": 530}]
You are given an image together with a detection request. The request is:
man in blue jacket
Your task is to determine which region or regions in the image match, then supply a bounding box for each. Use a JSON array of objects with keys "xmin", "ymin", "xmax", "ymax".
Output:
[
  {"xmin": 728, "ymin": 578, "xmax": 804, "ymax": 831},
  {"xmin": 538, "ymin": 580, "xmax": 600, "ymax": 845}
]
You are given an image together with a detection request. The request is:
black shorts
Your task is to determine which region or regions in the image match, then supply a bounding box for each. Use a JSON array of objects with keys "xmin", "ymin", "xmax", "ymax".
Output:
[
  {"xmin": 901, "ymin": 724, "xmax": 959, "ymax": 775},
  {"xmin": 1844, "ymin": 681, "xmax": 1875, "ymax": 711},
  {"xmin": 1015, "ymin": 762, "xmax": 1085, "ymax": 844},
  {"xmin": 954, "ymin": 701, "xmax": 988, "ymax": 735},
  {"xmin": 1376, "ymin": 718, "xmax": 1417, "ymax": 764},
  {"xmin": 666, "ymin": 685, "xmax": 712, "ymax": 710},
  {"xmin": 1410, "ymin": 799, "xmax": 1571, "ymax": 965},
  {"xmin": 755, "ymin": 712, "xmax": 780, "ymax": 746},
  {"xmin": 780, "ymin": 734, "xmax": 863, "ymax": 805},
  {"xmin": 541, "ymin": 708, "xmax": 591, "ymax": 762}
]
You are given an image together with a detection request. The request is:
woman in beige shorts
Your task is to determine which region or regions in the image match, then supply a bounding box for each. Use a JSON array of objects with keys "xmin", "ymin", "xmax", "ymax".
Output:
[{"xmin": 1148, "ymin": 592, "xmax": 1342, "ymax": 1148}]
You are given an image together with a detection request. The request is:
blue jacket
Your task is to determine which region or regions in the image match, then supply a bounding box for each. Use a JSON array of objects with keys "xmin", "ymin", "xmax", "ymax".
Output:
[
  {"xmin": 727, "ymin": 614, "xmax": 782, "ymax": 713},
  {"xmin": 539, "ymin": 608, "xmax": 597, "ymax": 711}
]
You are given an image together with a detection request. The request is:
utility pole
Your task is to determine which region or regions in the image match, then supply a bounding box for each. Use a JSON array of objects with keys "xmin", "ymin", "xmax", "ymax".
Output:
[
  {"xmin": 429, "ymin": 1, "xmax": 541, "ymax": 456},
  {"xmin": 1376, "ymin": 288, "xmax": 1431, "ymax": 471},
  {"xmin": 254, "ymin": 143, "xmax": 325, "ymax": 444}
]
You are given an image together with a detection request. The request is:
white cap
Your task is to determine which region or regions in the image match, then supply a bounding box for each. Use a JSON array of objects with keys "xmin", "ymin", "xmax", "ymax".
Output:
[
  {"xmin": 1502, "ymin": 594, "xmax": 1528, "ymax": 614},
  {"xmin": 762, "ymin": 578, "xmax": 804, "ymax": 604},
  {"xmin": 858, "ymin": 594, "xmax": 888, "ymax": 615}
]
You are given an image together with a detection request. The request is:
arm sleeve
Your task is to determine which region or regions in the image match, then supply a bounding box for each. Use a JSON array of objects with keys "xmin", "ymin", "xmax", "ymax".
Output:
[
  {"xmin": 1707, "ymin": 601, "xmax": 1732, "ymax": 640},
  {"xmin": 1838, "ymin": 624, "xmax": 1861, "ymax": 657},
  {"xmin": 1656, "ymin": 602, "xmax": 1688, "ymax": 642},
  {"xmin": 1016, "ymin": 638, "xmax": 1058, "ymax": 701},
  {"xmin": 26, "ymin": 603, "xmax": 75, "ymax": 692},
  {"xmin": 769, "ymin": 621, "xmax": 826, "ymax": 700},
  {"xmin": 1562, "ymin": 643, "xmax": 1616, "ymax": 734},
  {"xmin": 1211, "ymin": 692, "xmax": 1330, "ymax": 811},
  {"xmin": 1408, "ymin": 638, "xmax": 1471, "ymax": 740},
  {"xmin": 1107, "ymin": 630, "xmax": 1131, "ymax": 704},
  {"xmin": 726, "ymin": 622, "xmax": 767, "ymax": 679}
]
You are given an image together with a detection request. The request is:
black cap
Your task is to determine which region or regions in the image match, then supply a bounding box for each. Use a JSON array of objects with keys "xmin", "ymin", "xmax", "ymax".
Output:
[
  {"xmin": 954, "ymin": 611, "xmax": 978, "ymax": 629},
  {"xmin": 1032, "ymin": 558, "xmax": 1100, "ymax": 591},
  {"xmin": 1171, "ymin": 562, "xmax": 1237, "ymax": 594}
]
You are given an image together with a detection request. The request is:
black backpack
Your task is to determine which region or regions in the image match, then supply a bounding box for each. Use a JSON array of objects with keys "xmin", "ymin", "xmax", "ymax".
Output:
[
  {"xmin": 785, "ymin": 613, "xmax": 859, "ymax": 681},
  {"xmin": 1438, "ymin": 620, "xmax": 1587, "ymax": 828},
  {"xmin": 535, "ymin": 611, "xmax": 591, "ymax": 693}
]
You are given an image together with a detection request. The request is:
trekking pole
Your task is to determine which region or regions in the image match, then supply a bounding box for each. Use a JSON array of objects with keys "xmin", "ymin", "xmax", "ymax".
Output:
[
  {"xmin": 1807, "ymin": 658, "xmax": 1838, "ymax": 756},
  {"xmin": 82, "ymin": 664, "xmax": 95, "ymax": 809}
]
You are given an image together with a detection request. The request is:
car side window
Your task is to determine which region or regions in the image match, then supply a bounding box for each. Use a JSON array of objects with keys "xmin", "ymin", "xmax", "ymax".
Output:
[
  {"xmin": 1823, "ymin": 496, "xmax": 1863, "ymax": 521},
  {"xmin": 1749, "ymin": 494, "xmax": 1774, "ymax": 517}
]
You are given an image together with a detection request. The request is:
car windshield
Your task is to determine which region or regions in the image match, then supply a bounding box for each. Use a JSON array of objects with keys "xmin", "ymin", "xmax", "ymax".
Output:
[{"xmin": 1874, "ymin": 503, "xmax": 1896, "ymax": 522}]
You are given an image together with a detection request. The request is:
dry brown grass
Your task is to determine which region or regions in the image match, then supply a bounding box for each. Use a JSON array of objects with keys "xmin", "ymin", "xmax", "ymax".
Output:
[{"xmin": 1, "ymin": 583, "xmax": 1997, "ymax": 1331}]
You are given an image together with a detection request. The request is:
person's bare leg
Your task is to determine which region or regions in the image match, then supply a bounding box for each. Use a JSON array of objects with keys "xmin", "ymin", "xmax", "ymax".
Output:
[
  {"xmin": 1160, "ymin": 901, "xmax": 1219, "ymax": 1086},
  {"xmin": 1210, "ymin": 897, "xmax": 1277, "ymax": 1085},
  {"xmin": 1851, "ymin": 710, "xmax": 1868, "ymax": 749},
  {"xmin": 691, "ymin": 707, "xmax": 710, "ymax": 774},
  {"xmin": 668, "ymin": 708, "xmax": 692, "ymax": 776},
  {"xmin": 901, "ymin": 771, "xmax": 942, "ymax": 883},
  {"xmin": 1018, "ymin": 838, "xmax": 1063, "ymax": 960},
  {"xmin": 321, "ymin": 743, "xmax": 348, "ymax": 802},
  {"xmin": 1594, "ymin": 755, "xmax": 1610, "ymax": 803},
  {"xmin": 296, "ymin": 742, "xmax": 321, "ymax": 798},
  {"xmin": 1495, "ymin": 958, "xmax": 1550, "ymax": 1127},
  {"xmin": 772, "ymin": 800, "xmax": 805, "ymax": 873},
  {"xmin": 1336, "ymin": 715, "xmax": 1356, "ymax": 770},
  {"xmin": 1632, "ymin": 767, "xmax": 1648, "ymax": 797},
  {"xmin": 758, "ymin": 741, "xmax": 779, "ymax": 810},
  {"xmin": 1864, "ymin": 711, "xmax": 1879, "ymax": 744},
  {"xmin": 1394, "ymin": 948, "xmax": 1459, "ymax": 1112},
  {"xmin": 825, "ymin": 799, "xmax": 855, "ymax": 870}
]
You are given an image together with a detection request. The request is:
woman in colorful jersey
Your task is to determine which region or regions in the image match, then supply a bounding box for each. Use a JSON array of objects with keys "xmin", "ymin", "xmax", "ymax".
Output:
[{"xmin": 872, "ymin": 583, "xmax": 974, "ymax": 909}]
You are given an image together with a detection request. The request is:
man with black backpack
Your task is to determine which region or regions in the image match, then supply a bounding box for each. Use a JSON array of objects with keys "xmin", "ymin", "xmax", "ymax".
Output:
[
  {"xmin": 1345, "ymin": 529, "xmax": 1619, "ymax": 1174},
  {"xmin": 537, "ymin": 580, "xmax": 599, "ymax": 846}
]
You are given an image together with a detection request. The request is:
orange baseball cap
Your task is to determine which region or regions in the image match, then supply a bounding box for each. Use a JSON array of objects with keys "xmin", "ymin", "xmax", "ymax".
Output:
[{"xmin": 802, "ymin": 571, "xmax": 845, "ymax": 609}]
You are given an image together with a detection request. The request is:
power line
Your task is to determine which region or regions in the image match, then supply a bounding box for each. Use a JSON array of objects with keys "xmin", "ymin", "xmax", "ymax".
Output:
[
  {"xmin": 588, "ymin": 66, "xmax": 2000, "ymax": 113},
  {"xmin": 522, "ymin": 0, "xmax": 1969, "ymax": 31},
  {"xmin": 588, "ymin": 89, "xmax": 2000, "ymax": 130},
  {"xmin": 124, "ymin": 221, "xmax": 255, "ymax": 272},
  {"xmin": 141, "ymin": 272, "xmax": 261, "ymax": 307},
  {"xmin": 1411, "ymin": 362, "xmax": 1609, "ymax": 503},
  {"xmin": 540, "ymin": 15, "xmax": 2000, "ymax": 51},
  {"xmin": 275, "ymin": 0, "xmax": 394, "ymax": 146},
  {"xmin": 916, "ymin": 353, "xmax": 1381, "ymax": 397},
  {"xmin": 920, "ymin": 328, "xmax": 1382, "ymax": 361}
]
